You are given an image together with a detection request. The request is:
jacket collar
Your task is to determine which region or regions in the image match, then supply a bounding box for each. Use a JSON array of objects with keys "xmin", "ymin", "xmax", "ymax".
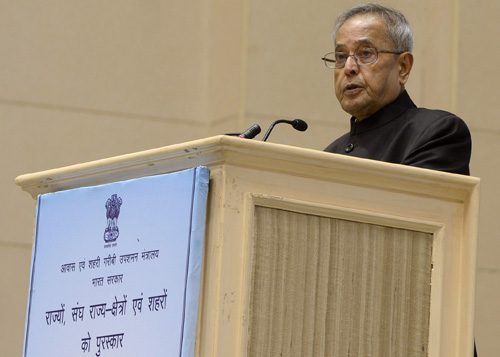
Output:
[{"xmin": 350, "ymin": 90, "xmax": 416, "ymax": 135}]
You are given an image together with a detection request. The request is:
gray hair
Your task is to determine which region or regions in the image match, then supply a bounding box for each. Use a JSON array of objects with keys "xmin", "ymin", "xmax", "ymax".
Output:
[{"xmin": 333, "ymin": 3, "xmax": 413, "ymax": 52}]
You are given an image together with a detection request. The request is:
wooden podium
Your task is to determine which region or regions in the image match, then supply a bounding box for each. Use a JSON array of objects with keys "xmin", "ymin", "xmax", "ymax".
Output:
[{"xmin": 16, "ymin": 135, "xmax": 479, "ymax": 356}]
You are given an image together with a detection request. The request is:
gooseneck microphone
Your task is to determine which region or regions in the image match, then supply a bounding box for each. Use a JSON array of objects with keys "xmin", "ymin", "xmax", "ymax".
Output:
[{"xmin": 262, "ymin": 119, "xmax": 308, "ymax": 142}]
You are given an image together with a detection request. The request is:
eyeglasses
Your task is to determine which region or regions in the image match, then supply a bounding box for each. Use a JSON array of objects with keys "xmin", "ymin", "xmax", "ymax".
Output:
[{"xmin": 322, "ymin": 48, "xmax": 404, "ymax": 69}]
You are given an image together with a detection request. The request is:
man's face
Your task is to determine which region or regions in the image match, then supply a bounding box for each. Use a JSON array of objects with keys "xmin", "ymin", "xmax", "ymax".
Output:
[{"xmin": 334, "ymin": 14, "xmax": 408, "ymax": 120}]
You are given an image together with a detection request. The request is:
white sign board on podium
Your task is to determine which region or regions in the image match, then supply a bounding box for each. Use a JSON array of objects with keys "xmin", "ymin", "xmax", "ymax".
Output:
[{"xmin": 23, "ymin": 166, "xmax": 209, "ymax": 357}]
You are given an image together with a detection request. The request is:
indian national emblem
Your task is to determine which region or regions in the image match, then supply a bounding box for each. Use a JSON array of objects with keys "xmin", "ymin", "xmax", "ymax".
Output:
[{"xmin": 104, "ymin": 194, "xmax": 123, "ymax": 243}]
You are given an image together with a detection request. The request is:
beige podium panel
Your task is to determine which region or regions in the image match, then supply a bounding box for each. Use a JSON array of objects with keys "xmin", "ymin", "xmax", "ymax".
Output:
[{"xmin": 16, "ymin": 135, "xmax": 479, "ymax": 357}]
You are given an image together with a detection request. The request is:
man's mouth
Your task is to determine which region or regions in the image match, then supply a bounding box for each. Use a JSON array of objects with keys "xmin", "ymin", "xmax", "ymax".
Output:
[{"xmin": 344, "ymin": 83, "xmax": 363, "ymax": 96}]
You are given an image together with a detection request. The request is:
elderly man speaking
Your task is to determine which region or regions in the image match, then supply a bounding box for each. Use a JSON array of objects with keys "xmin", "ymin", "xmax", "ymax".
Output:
[
  {"xmin": 323, "ymin": 3, "xmax": 476, "ymax": 356},
  {"xmin": 323, "ymin": 3, "xmax": 471, "ymax": 176}
]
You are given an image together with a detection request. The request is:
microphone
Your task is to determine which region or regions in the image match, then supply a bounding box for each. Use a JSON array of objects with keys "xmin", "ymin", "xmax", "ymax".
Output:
[
  {"xmin": 262, "ymin": 119, "xmax": 308, "ymax": 142},
  {"xmin": 224, "ymin": 124, "xmax": 262, "ymax": 139},
  {"xmin": 238, "ymin": 124, "xmax": 261, "ymax": 139},
  {"xmin": 290, "ymin": 118, "xmax": 308, "ymax": 131}
]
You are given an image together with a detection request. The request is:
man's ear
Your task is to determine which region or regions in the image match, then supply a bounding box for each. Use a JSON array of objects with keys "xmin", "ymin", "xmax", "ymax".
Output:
[{"xmin": 398, "ymin": 52, "xmax": 414, "ymax": 85}]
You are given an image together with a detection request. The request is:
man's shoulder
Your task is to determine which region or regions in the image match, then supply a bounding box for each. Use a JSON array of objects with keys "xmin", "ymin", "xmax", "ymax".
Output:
[
  {"xmin": 403, "ymin": 106, "xmax": 469, "ymax": 133},
  {"xmin": 394, "ymin": 91, "xmax": 468, "ymax": 130}
]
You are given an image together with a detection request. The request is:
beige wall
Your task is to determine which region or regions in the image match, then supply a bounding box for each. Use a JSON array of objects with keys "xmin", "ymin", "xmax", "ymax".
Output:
[{"xmin": 1, "ymin": 0, "xmax": 497, "ymax": 355}]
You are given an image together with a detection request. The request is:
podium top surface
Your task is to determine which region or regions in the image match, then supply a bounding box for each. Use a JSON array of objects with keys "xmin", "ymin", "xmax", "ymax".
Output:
[{"xmin": 16, "ymin": 135, "xmax": 479, "ymax": 200}]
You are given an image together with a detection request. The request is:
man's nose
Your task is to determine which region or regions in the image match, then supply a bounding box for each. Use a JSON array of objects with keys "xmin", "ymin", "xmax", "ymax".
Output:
[{"xmin": 343, "ymin": 55, "xmax": 359, "ymax": 74}]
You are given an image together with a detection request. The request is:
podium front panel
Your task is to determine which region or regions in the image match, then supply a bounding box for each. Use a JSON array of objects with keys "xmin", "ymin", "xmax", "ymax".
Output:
[{"xmin": 249, "ymin": 206, "xmax": 432, "ymax": 356}]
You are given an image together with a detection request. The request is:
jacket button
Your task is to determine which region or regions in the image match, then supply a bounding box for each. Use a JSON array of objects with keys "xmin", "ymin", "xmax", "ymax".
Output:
[{"xmin": 345, "ymin": 143, "xmax": 354, "ymax": 153}]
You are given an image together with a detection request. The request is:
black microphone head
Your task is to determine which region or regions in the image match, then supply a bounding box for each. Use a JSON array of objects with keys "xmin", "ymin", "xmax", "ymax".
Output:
[
  {"xmin": 239, "ymin": 124, "xmax": 261, "ymax": 139},
  {"xmin": 291, "ymin": 119, "xmax": 308, "ymax": 131}
]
